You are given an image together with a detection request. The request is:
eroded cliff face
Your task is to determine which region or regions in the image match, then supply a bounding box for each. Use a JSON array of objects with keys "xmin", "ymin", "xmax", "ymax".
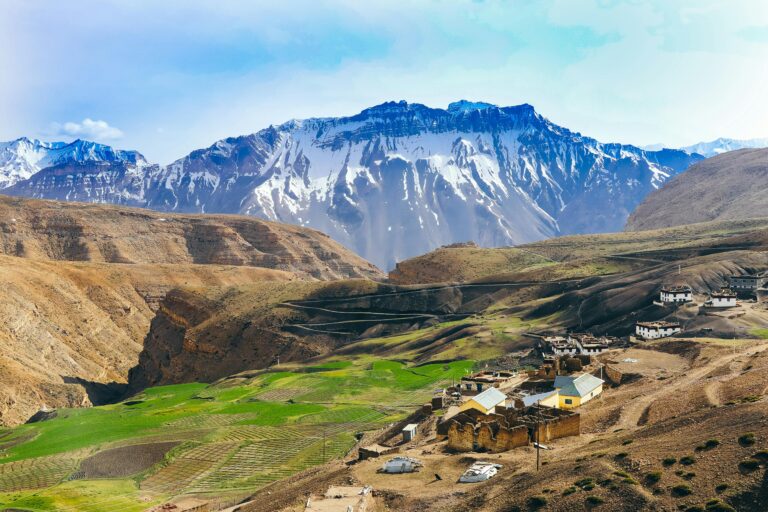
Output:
[
  {"xmin": 126, "ymin": 280, "xmax": 474, "ymax": 392},
  {"xmin": 0, "ymin": 256, "xmax": 295, "ymax": 426},
  {"xmin": 127, "ymin": 282, "xmax": 339, "ymax": 391},
  {"xmin": 0, "ymin": 195, "xmax": 383, "ymax": 280}
]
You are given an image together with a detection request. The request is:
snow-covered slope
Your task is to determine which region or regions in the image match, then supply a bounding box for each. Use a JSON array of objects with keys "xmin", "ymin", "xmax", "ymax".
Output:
[
  {"xmin": 681, "ymin": 137, "xmax": 768, "ymax": 157},
  {"xmin": 0, "ymin": 137, "xmax": 146, "ymax": 188},
  {"xmin": 2, "ymin": 102, "xmax": 702, "ymax": 269}
]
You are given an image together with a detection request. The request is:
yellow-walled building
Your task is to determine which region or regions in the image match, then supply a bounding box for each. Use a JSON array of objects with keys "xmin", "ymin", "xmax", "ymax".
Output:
[
  {"xmin": 459, "ymin": 387, "xmax": 507, "ymax": 414},
  {"xmin": 554, "ymin": 374, "xmax": 604, "ymax": 409}
]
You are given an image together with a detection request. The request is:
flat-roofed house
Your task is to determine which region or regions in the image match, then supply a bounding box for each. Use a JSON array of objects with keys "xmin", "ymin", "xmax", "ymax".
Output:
[
  {"xmin": 660, "ymin": 285, "xmax": 693, "ymax": 303},
  {"xmin": 554, "ymin": 374, "xmax": 604, "ymax": 409},
  {"xmin": 635, "ymin": 321, "xmax": 682, "ymax": 340},
  {"xmin": 459, "ymin": 387, "xmax": 507, "ymax": 415},
  {"xmin": 705, "ymin": 289, "xmax": 738, "ymax": 308},
  {"xmin": 729, "ymin": 274, "xmax": 766, "ymax": 291}
]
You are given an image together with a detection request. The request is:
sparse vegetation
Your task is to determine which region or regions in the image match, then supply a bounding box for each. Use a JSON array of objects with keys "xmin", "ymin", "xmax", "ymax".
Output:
[
  {"xmin": 562, "ymin": 486, "xmax": 578, "ymax": 496},
  {"xmin": 615, "ymin": 452, "xmax": 629, "ymax": 459},
  {"xmin": 715, "ymin": 483, "xmax": 729, "ymax": 493},
  {"xmin": 645, "ymin": 471, "xmax": 662, "ymax": 484},
  {"xmin": 738, "ymin": 458, "xmax": 760, "ymax": 471},
  {"xmin": 738, "ymin": 433, "xmax": 756, "ymax": 446},
  {"xmin": 671, "ymin": 484, "xmax": 693, "ymax": 497},
  {"xmin": 680, "ymin": 456, "xmax": 696, "ymax": 466},
  {"xmin": 585, "ymin": 495, "xmax": 605, "ymax": 506},
  {"xmin": 622, "ymin": 439, "xmax": 633, "ymax": 446},
  {"xmin": 705, "ymin": 499, "xmax": 736, "ymax": 512},
  {"xmin": 527, "ymin": 495, "xmax": 548, "ymax": 510},
  {"xmin": 663, "ymin": 457, "xmax": 677, "ymax": 467},
  {"xmin": 696, "ymin": 439, "xmax": 720, "ymax": 451}
]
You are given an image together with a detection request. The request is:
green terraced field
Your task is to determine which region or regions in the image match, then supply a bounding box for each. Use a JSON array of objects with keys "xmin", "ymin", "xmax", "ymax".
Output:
[{"xmin": 0, "ymin": 357, "xmax": 474, "ymax": 510}]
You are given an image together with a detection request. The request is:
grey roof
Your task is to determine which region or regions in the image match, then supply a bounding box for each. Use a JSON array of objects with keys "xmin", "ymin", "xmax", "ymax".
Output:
[
  {"xmin": 522, "ymin": 389, "xmax": 559, "ymax": 407},
  {"xmin": 554, "ymin": 373, "xmax": 604, "ymax": 398},
  {"xmin": 471, "ymin": 387, "xmax": 507, "ymax": 409}
]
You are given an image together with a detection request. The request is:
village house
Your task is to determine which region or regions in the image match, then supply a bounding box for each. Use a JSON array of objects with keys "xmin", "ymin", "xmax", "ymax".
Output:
[
  {"xmin": 705, "ymin": 289, "xmax": 738, "ymax": 308},
  {"xmin": 635, "ymin": 321, "xmax": 682, "ymax": 340},
  {"xmin": 729, "ymin": 273, "xmax": 766, "ymax": 291},
  {"xmin": 660, "ymin": 285, "xmax": 693, "ymax": 303},
  {"xmin": 459, "ymin": 386, "xmax": 507, "ymax": 415},
  {"xmin": 544, "ymin": 336, "xmax": 578, "ymax": 356},
  {"xmin": 570, "ymin": 333, "xmax": 616, "ymax": 355},
  {"xmin": 544, "ymin": 333, "xmax": 617, "ymax": 357},
  {"xmin": 460, "ymin": 370, "xmax": 518, "ymax": 394},
  {"xmin": 553, "ymin": 373, "xmax": 604, "ymax": 409},
  {"xmin": 513, "ymin": 389, "xmax": 560, "ymax": 409}
]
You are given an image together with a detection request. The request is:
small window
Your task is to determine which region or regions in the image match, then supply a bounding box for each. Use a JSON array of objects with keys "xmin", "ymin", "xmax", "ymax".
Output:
[{"xmin": 564, "ymin": 398, "xmax": 573, "ymax": 404}]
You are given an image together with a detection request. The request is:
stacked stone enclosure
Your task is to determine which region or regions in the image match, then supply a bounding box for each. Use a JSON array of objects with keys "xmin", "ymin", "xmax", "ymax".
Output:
[{"xmin": 442, "ymin": 406, "xmax": 580, "ymax": 453}]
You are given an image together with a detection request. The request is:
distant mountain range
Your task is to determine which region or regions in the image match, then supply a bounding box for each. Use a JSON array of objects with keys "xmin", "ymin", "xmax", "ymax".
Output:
[
  {"xmin": 0, "ymin": 101, "xmax": 726, "ymax": 269},
  {"xmin": 643, "ymin": 137, "xmax": 768, "ymax": 157}
]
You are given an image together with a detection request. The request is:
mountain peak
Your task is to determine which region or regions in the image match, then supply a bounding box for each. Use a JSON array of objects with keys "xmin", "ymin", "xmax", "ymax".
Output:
[{"xmin": 447, "ymin": 100, "xmax": 497, "ymax": 113}]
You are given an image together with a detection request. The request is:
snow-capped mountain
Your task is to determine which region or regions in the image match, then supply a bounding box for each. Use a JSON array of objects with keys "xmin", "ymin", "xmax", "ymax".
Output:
[
  {"xmin": 681, "ymin": 137, "xmax": 768, "ymax": 157},
  {"xmin": 0, "ymin": 137, "xmax": 146, "ymax": 188},
  {"xmin": 1, "ymin": 101, "xmax": 702, "ymax": 269}
]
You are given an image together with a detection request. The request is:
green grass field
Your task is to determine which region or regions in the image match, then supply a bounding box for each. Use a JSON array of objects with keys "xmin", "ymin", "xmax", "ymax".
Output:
[{"xmin": 0, "ymin": 357, "xmax": 474, "ymax": 510}]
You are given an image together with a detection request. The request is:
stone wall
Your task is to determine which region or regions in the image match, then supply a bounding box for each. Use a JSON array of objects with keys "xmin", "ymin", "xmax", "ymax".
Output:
[
  {"xmin": 534, "ymin": 411, "xmax": 580, "ymax": 442},
  {"xmin": 447, "ymin": 421, "xmax": 475, "ymax": 452},
  {"xmin": 604, "ymin": 364, "xmax": 624, "ymax": 386}
]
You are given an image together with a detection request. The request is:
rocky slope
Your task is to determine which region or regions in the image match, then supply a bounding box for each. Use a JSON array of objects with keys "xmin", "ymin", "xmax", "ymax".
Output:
[
  {"xmin": 1, "ymin": 101, "xmax": 702, "ymax": 269},
  {"xmin": 626, "ymin": 148, "xmax": 768, "ymax": 231},
  {"xmin": 0, "ymin": 257, "xmax": 293, "ymax": 426},
  {"xmin": 0, "ymin": 195, "xmax": 382, "ymax": 280}
]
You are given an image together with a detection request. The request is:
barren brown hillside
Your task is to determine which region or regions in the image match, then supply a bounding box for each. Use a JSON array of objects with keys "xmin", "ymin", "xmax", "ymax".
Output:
[
  {"xmin": 0, "ymin": 256, "xmax": 296, "ymax": 426},
  {"xmin": 0, "ymin": 195, "xmax": 383, "ymax": 280},
  {"xmin": 627, "ymin": 148, "xmax": 768, "ymax": 231}
]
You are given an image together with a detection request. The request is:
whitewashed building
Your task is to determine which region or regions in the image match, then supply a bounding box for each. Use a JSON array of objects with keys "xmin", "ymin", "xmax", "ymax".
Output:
[
  {"xmin": 635, "ymin": 321, "xmax": 682, "ymax": 340},
  {"xmin": 660, "ymin": 285, "xmax": 693, "ymax": 303},
  {"xmin": 705, "ymin": 289, "xmax": 738, "ymax": 308}
]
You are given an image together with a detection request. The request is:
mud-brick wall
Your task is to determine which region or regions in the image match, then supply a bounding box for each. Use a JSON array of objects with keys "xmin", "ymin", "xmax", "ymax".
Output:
[
  {"xmin": 447, "ymin": 421, "xmax": 475, "ymax": 452},
  {"xmin": 537, "ymin": 413, "xmax": 580, "ymax": 442},
  {"xmin": 604, "ymin": 365, "xmax": 623, "ymax": 385},
  {"xmin": 476, "ymin": 423, "xmax": 529, "ymax": 452}
]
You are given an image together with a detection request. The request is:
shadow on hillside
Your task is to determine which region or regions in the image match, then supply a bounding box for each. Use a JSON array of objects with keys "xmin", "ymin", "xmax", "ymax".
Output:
[{"xmin": 61, "ymin": 376, "xmax": 129, "ymax": 406}]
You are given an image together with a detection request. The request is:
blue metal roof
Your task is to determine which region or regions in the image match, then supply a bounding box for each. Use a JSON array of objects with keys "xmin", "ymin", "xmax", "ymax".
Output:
[
  {"xmin": 522, "ymin": 389, "xmax": 559, "ymax": 407},
  {"xmin": 471, "ymin": 387, "xmax": 506, "ymax": 410},
  {"xmin": 554, "ymin": 373, "xmax": 604, "ymax": 398}
]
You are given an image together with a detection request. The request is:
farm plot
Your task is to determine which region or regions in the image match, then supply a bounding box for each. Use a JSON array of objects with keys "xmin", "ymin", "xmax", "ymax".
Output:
[
  {"xmin": 78, "ymin": 441, "xmax": 179, "ymax": 479},
  {"xmin": 0, "ymin": 454, "xmax": 79, "ymax": 492},
  {"xmin": 189, "ymin": 437, "xmax": 319, "ymax": 491},
  {"xmin": 253, "ymin": 387, "xmax": 312, "ymax": 402},
  {"xmin": 164, "ymin": 413, "xmax": 255, "ymax": 429},
  {"xmin": 140, "ymin": 442, "xmax": 238, "ymax": 494},
  {"xmin": 214, "ymin": 425, "xmax": 309, "ymax": 443},
  {"xmin": 296, "ymin": 406, "xmax": 387, "ymax": 426}
]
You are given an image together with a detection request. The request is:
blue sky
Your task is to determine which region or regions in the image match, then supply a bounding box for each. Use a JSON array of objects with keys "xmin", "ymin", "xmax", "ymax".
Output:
[{"xmin": 2, "ymin": 0, "xmax": 767, "ymax": 163}]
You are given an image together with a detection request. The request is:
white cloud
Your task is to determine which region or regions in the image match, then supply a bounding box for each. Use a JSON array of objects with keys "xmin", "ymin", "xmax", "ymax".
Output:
[{"xmin": 49, "ymin": 118, "xmax": 124, "ymax": 141}]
